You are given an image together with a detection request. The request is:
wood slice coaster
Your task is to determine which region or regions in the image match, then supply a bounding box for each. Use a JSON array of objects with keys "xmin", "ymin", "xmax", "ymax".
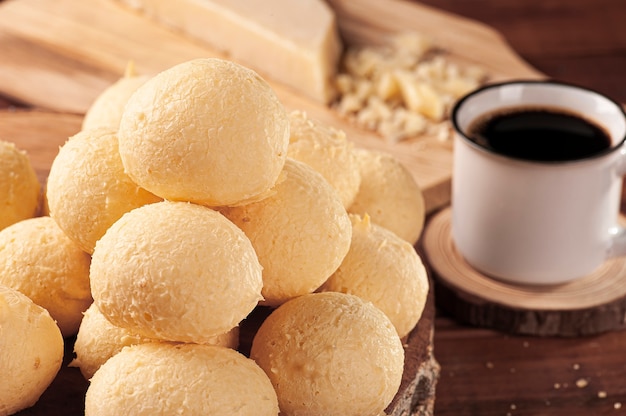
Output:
[{"xmin": 421, "ymin": 207, "xmax": 626, "ymax": 337}]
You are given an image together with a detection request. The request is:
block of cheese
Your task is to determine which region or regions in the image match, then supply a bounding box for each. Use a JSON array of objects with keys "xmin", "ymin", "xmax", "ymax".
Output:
[{"xmin": 114, "ymin": 0, "xmax": 343, "ymax": 103}]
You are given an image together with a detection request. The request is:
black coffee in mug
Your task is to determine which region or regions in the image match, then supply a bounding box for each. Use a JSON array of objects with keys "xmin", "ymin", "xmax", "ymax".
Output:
[{"xmin": 467, "ymin": 106, "xmax": 612, "ymax": 162}]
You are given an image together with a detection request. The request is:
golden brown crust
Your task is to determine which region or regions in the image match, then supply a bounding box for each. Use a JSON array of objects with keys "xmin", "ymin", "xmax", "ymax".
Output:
[
  {"xmin": 71, "ymin": 303, "xmax": 239, "ymax": 379},
  {"xmin": 0, "ymin": 285, "xmax": 63, "ymax": 415},
  {"xmin": 221, "ymin": 158, "xmax": 352, "ymax": 307},
  {"xmin": 82, "ymin": 72, "xmax": 150, "ymax": 131},
  {"xmin": 0, "ymin": 140, "xmax": 40, "ymax": 231},
  {"xmin": 0, "ymin": 216, "xmax": 92, "ymax": 337},
  {"xmin": 117, "ymin": 58, "xmax": 289, "ymax": 206},
  {"xmin": 46, "ymin": 128, "xmax": 161, "ymax": 254},
  {"xmin": 251, "ymin": 292, "xmax": 404, "ymax": 416},
  {"xmin": 320, "ymin": 214, "xmax": 429, "ymax": 338},
  {"xmin": 349, "ymin": 148, "xmax": 425, "ymax": 244},
  {"xmin": 85, "ymin": 343, "xmax": 278, "ymax": 416},
  {"xmin": 287, "ymin": 110, "xmax": 361, "ymax": 208},
  {"xmin": 90, "ymin": 201, "xmax": 263, "ymax": 343}
]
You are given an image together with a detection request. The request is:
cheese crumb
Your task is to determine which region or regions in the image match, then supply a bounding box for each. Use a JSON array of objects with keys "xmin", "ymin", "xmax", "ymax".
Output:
[
  {"xmin": 575, "ymin": 378, "xmax": 588, "ymax": 388},
  {"xmin": 333, "ymin": 32, "xmax": 487, "ymax": 143},
  {"xmin": 598, "ymin": 391, "xmax": 607, "ymax": 399}
]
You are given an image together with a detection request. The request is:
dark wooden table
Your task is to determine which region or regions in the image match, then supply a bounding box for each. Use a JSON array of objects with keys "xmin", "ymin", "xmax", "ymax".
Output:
[
  {"xmin": 419, "ymin": 0, "xmax": 626, "ymax": 105},
  {"xmin": 415, "ymin": 1, "xmax": 626, "ymax": 414},
  {"xmin": 1, "ymin": 1, "xmax": 625, "ymax": 415}
]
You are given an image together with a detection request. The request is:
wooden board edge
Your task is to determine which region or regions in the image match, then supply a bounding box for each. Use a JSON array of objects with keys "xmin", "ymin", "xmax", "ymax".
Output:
[
  {"xmin": 387, "ymin": 275, "xmax": 440, "ymax": 415},
  {"xmin": 328, "ymin": 0, "xmax": 544, "ymax": 80}
]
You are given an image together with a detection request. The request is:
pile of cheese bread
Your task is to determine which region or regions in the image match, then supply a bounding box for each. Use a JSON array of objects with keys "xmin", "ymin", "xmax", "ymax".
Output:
[{"xmin": 0, "ymin": 57, "xmax": 429, "ymax": 416}]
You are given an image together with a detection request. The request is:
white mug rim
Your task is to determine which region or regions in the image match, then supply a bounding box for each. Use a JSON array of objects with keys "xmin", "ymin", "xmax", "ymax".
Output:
[{"xmin": 451, "ymin": 79, "xmax": 626, "ymax": 165}]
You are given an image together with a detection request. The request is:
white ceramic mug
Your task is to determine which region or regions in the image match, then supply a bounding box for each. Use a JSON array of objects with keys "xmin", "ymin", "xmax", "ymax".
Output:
[{"xmin": 451, "ymin": 80, "xmax": 626, "ymax": 285}]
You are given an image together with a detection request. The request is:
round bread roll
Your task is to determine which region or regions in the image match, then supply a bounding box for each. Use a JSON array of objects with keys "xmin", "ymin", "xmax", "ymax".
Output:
[
  {"xmin": 46, "ymin": 128, "xmax": 161, "ymax": 254},
  {"xmin": 320, "ymin": 214, "xmax": 429, "ymax": 338},
  {"xmin": 117, "ymin": 58, "xmax": 289, "ymax": 206},
  {"xmin": 0, "ymin": 284, "xmax": 64, "ymax": 415},
  {"xmin": 0, "ymin": 216, "xmax": 92, "ymax": 337},
  {"xmin": 250, "ymin": 292, "xmax": 404, "ymax": 416},
  {"xmin": 90, "ymin": 201, "xmax": 263, "ymax": 343},
  {"xmin": 0, "ymin": 140, "xmax": 40, "ymax": 231},
  {"xmin": 72, "ymin": 303, "xmax": 240, "ymax": 380},
  {"xmin": 71, "ymin": 303, "xmax": 154, "ymax": 380},
  {"xmin": 85, "ymin": 343, "xmax": 279, "ymax": 416},
  {"xmin": 287, "ymin": 110, "xmax": 361, "ymax": 208},
  {"xmin": 221, "ymin": 158, "xmax": 351, "ymax": 307},
  {"xmin": 82, "ymin": 64, "xmax": 150, "ymax": 131},
  {"xmin": 349, "ymin": 148, "xmax": 425, "ymax": 244}
]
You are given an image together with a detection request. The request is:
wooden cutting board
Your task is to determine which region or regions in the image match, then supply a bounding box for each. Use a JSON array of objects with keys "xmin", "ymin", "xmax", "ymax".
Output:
[{"xmin": 0, "ymin": 0, "xmax": 543, "ymax": 213}]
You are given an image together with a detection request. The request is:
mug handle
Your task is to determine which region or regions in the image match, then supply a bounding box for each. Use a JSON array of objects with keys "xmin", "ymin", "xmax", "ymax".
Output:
[{"xmin": 608, "ymin": 145, "xmax": 626, "ymax": 257}]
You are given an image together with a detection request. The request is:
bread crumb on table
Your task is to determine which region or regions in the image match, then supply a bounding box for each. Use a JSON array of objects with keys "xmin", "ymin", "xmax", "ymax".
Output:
[{"xmin": 575, "ymin": 378, "xmax": 589, "ymax": 388}]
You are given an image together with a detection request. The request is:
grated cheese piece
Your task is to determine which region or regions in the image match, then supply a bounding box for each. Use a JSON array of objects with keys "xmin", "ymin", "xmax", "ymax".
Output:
[{"xmin": 333, "ymin": 32, "xmax": 487, "ymax": 142}]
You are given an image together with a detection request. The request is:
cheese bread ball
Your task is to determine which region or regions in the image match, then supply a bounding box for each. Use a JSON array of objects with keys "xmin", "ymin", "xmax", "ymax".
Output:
[
  {"xmin": 71, "ymin": 303, "xmax": 154, "ymax": 380},
  {"xmin": 221, "ymin": 158, "xmax": 351, "ymax": 307},
  {"xmin": 85, "ymin": 343, "xmax": 279, "ymax": 416},
  {"xmin": 0, "ymin": 140, "xmax": 40, "ymax": 231},
  {"xmin": 287, "ymin": 110, "xmax": 361, "ymax": 208},
  {"xmin": 0, "ymin": 284, "xmax": 63, "ymax": 416},
  {"xmin": 251, "ymin": 292, "xmax": 404, "ymax": 416},
  {"xmin": 46, "ymin": 128, "xmax": 161, "ymax": 254},
  {"xmin": 349, "ymin": 148, "xmax": 425, "ymax": 244},
  {"xmin": 90, "ymin": 201, "xmax": 263, "ymax": 343},
  {"xmin": 82, "ymin": 65, "xmax": 150, "ymax": 131},
  {"xmin": 117, "ymin": 58, "xmax": 289, "ymax": 206},
  {"xmin": 72, "ymin": 303, "xmax": 240, "ymax": 380},
  {"xmin": 0, "ymin": 216, "xmax": 92, "ymax": 337},
  {"xmin": 320, "ymin": 214, "xmax": 429, "ymax": 338}
]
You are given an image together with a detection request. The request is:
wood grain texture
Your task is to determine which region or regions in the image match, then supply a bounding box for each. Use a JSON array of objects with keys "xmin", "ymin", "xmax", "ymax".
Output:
[
  {"xmin": 0, "ymin": 0, "xmax": 543, "ymax": 113},
  {"xmin": 0, "ymin": 0, "xmax": 546, "ymax": 213},
  {"xmin": 433, "ymin": 315, "xmax": 626, "ymax": 416},
  {"xmin": 0, "ymin": 110, "xmax": 80, "ymax": 182}
]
